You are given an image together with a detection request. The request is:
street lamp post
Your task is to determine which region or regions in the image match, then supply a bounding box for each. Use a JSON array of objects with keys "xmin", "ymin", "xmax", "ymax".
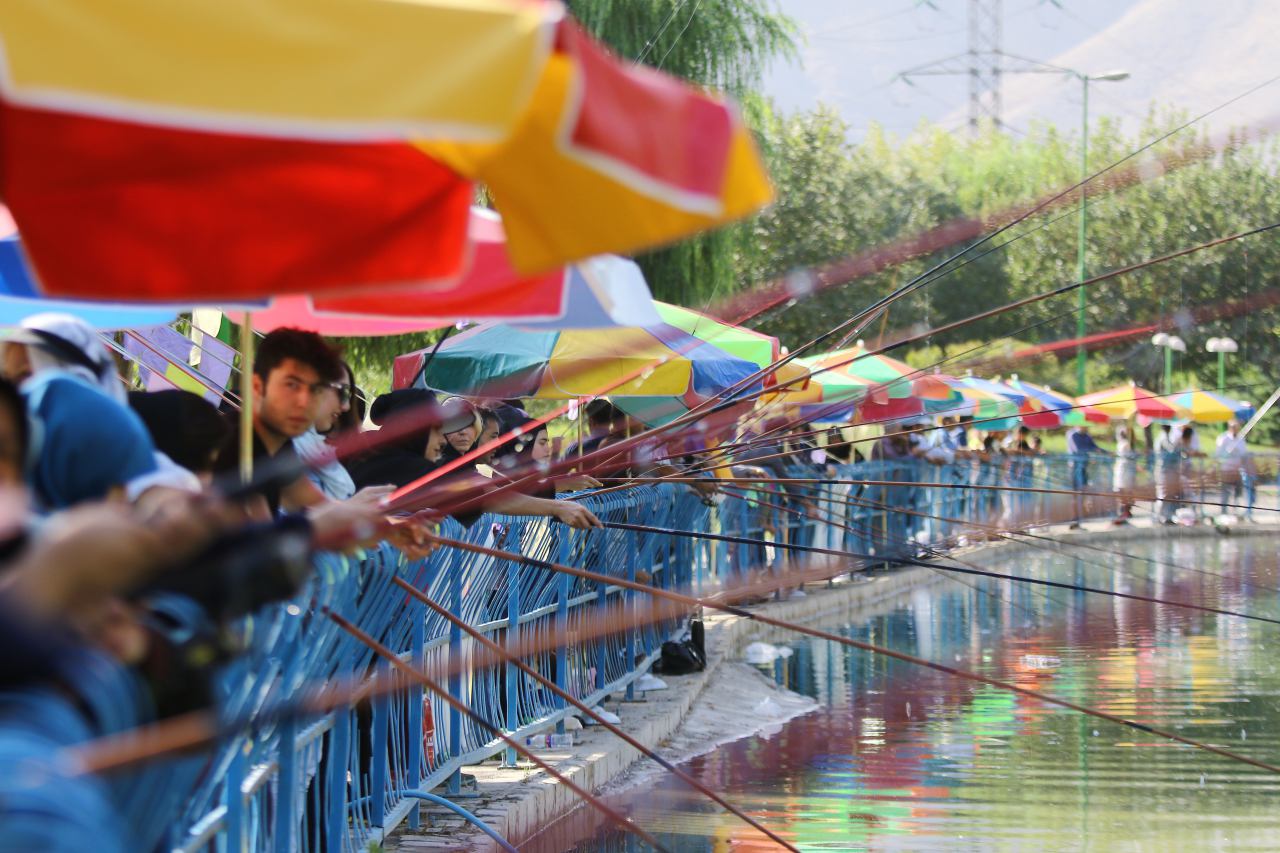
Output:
[
  {"xmin": 1075, "ymin": 70, "xmax": 1131, "ymax": 396},
  {"xmin": 1205, "ymin": 337, "xmax": 1239, "ymax": 394},
  {"xmin": 1152, "ymin": 333, "xmax": 1186, "ymax": 395}
]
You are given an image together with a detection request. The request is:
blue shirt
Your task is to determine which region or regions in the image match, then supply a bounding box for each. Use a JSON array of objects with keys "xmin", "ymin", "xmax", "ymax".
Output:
[
  {"xmin": 24, "ymin": 372, "xmax": 157, "ymax": 510},
  {"xmin": 1066, "ymin": 429, "xmax": 1101, "ymax": 456}
]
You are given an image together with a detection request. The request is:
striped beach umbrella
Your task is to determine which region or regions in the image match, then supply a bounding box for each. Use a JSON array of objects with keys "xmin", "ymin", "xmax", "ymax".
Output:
[
  {"xmin": 1168, "ymin": 389, "xmax": 1253, "ymax": 424},
  {"xmin": 941, "ymin": 377, "xmax": 1021, "ymax": 430},
  {"xmin": 406, "ymin": 322, "xmax": 760, "ymax": 403},
  {"xmin": 806, "ymin": 345, "xmax": 953, "ymax": 401},
  {"xmin": 653, "ymin": 302, "xmax": 810, "ymax": 391},
  {"xmin": 1078, "ymin": 383, "xmax": 1188, "ymax": 421},
  {"xmin": 1005, "ymin": 378, "xmax": 1078, "ymax": 428}
]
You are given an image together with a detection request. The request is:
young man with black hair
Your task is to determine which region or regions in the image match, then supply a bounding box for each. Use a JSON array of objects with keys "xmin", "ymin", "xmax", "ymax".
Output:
[{"xmin": 213, "ymin": 327, "xmax": 348, "ymax": 516}]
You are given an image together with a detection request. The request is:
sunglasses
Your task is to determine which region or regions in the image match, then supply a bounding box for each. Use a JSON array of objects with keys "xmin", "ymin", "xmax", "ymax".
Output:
[{"xmin": 328, "ymin": 383, "xmax": 352, "ymax": 405}]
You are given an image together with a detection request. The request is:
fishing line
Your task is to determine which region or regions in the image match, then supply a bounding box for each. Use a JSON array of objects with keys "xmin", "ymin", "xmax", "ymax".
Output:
[
  {"xmin": 598, "ymin": 521, "xmax": 1280, "ymax": 627},
  {"xmin": 597, "ymin": 475, "xmax": 1275, "ymax": 520},
  {"xmin": 722, "ymin": 478, "xmax": 1280, "ymax": 601},
  {"xmin": 394, "ymin": 577, "xmax": 801, "ymax": 852},
  {"xmin": 422, "ymin": 531, "xmax": 1280, "ymax": 775},
  {"xmin": 326, "ymin": 609, "xmax": 671, "ymax": 853}
]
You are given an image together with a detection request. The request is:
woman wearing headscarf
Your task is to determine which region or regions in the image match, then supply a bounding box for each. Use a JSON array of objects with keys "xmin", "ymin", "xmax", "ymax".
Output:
[{"xmin": 2, "ymin": 314, "xmax": 160, "ymax": 509}]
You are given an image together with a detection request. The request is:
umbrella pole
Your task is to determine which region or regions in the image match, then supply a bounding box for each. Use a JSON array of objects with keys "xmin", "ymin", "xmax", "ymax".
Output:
[
  {"xmin": 239, "ymin": 314, "xmax": 254, "ymax": 481},
  {"xmin": 577, "ymin": 398, "xmax": 584, "ymax": 461}
]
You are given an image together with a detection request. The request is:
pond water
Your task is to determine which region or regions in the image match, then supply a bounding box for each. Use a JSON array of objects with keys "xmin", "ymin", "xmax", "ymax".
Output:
[{"xmin": 534, "ymin": 533, "xmax": 1280, "ymax": 851}]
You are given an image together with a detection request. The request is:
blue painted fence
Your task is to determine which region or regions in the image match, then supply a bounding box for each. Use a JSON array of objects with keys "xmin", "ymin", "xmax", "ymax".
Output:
[{"xmin": 58, "ymin": 451, "xmax": 1261, "ymax": 852}]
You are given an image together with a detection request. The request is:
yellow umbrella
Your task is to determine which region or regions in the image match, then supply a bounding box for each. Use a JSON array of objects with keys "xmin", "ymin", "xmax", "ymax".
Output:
[{"xmin": 1168, "ymin": 389, "xmax": 1251, "ymax": 424}]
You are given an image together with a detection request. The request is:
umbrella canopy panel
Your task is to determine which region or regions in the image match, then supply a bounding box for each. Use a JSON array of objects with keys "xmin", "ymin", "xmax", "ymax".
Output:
[
  {"xmin": 1078, "ymin": 383, "xmax": 1187, "ymax": 421},
  {"xmin": 409, "ymin": 322, "xmax": 759, "ymax": 401}
]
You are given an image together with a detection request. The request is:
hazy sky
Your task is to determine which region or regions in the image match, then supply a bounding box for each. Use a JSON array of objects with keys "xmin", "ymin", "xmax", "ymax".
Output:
[{"xmin": 761, "ymin": 0, "xmax": 1145, "ymax": 138}]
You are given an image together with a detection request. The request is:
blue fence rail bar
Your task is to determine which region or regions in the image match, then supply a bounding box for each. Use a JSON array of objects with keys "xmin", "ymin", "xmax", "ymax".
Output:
[
  {"xmin": 166, "ymin": 483, "xmax": 709, "ymax": 853},
  {"xmin": 55, "ymin": 451, "xmax": 1262, "ymax": 853}
]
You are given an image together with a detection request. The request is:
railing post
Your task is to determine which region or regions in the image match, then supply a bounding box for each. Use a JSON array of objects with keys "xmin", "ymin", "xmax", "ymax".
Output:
[
  {"xmin": 407, "ymin": 595, "xmax": 425, "ymax": 828},
  {"xmin": 503, "ymin": 559, "xmax": 520, "ymax": 768},
  {"xmin": 371, "ymin": 658, "xmax": 390, "ymax": 828},
  {"xmin": 326, "ymin": 710, "xmax": 350, "ymax": 853},
  {"xmin": 623, "ymin": 524, "xmax": 639, "ymax": 701},
  {"xmin": 556, "ymin": 532, "xmax": 572, "ymax": 729},
  {"xmin": 223, "ymin": 742, "xmax": 246, "ymax": 853},
  {"xmin": 273, "ymin": 715, "xmax": 297, "ymax": 853},
  {"xmin": 447, "ymin": 556, "xmax": 463, "ymax": 796},
  {"xmin": 595, "ymin": 533, "xmax": 608, "ymax": 694}
]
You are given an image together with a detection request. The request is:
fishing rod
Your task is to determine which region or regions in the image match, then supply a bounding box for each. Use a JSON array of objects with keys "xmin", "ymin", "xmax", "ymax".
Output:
[
  {"xmin": 598, "ymin": 520, "xmax": 1280, "ymax": 627},
  {"xmin": 785, "ymin": 480, "xmax": 1274, "ymax": 588},
  {"xmin": 392, "ymin": 577, "xmax": 800, "ymax": 853},
  {"xmin": 583, "ymin": 220, "xmax": 1280, "ymax": 496},
  {"xmin": 391, "ymin": 165, "xmax": 1280, "ymax": 517},
  {"xmin": 67, "ymin": 551, "xmax": 867, "ymax": 775},
  {"xmin": 420, "ymin": 530, "xmax": 1280, "ymax": 776},
  {"xmin": 713, "ymin": 481, "xmax": 1059, "ymax": 621},
  {"xmin": 325, "ymin": 609, "xmax": 670, "ymax": 853},
  {"xmin": 716, "ymin": 479, "xmax": 1280, "ymax": 607},
  {"xmin": 712, "ymin": 104, "xmax": 1280, "ymax": 385},
  {"xmin": 596, "ymin": 476, "xmax": 1274, "ymax": 519},
  {"xmin": 769, "ymin": 102, "xmax": 1280, "ymax": 347}
]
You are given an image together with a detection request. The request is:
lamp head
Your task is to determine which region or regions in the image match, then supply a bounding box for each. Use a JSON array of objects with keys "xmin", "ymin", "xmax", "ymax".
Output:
[
  {"xmin": 1206, "ymin": 337, "xmax": 1239, "ymax": 353},
  {"xmin": 1091, "ymin": 70, "xmax": 1130, "ymax": 82}
]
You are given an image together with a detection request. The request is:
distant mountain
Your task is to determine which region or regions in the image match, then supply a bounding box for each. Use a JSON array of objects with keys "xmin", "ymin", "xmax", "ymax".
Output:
[
  {"xmin": 993, "ymin": 0, "xmax": 1280, "ymax": 138},
  {"xmin": 763, "ymin": 0, "xmax": 1277, "ymax": 140}
]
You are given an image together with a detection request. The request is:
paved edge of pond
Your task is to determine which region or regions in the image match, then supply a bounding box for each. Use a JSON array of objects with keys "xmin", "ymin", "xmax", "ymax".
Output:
[{"xmin": 385, "ymin": 516, "xmax": 1280, "ymax": 852}]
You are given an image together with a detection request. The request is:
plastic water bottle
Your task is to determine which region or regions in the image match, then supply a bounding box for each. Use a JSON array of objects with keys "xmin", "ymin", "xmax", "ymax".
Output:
[{"xmin": 524, "ymin": 733, "xmax": 574, "ymax": 749}]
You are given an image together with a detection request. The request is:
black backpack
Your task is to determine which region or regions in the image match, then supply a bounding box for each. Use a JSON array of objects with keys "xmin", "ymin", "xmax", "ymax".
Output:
[{"xmin": 653, "ymin": 615, "xmax": 707, "ymax": 675}]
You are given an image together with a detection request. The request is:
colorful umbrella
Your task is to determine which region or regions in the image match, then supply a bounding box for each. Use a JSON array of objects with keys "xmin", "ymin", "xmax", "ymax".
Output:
[
  {"xmin": 1078, "ymin": 383, "xmax": 1187, "ymax": 421},
  {"xmin": 240, "ymin": 254, "xmax": 659, "ymax": 338},
  {"xmin": 652, "ymin": 302, "xmax": 810, "ymax": 392},
  {"xmin": 402, "ymin": 322, "xmax": 759, "ymax": 402},
  {"xmin": 0, "ymin": 296, "xmax": 177, "ymax": 331},
  {"xmin": 809, "ymin": 345, "xmax": 956, "ymax": 402},
  {"xmin": 941, "ymin": 378, "xmax": 1021, "ymax": 431},
  {"xmin": 1168, "ymin": 389, "xmax": 1253, "ymax": 424},
  {"xmin": 1005, "ymin": 378, "xmax": 1083, "ymax": 428},
  {"xmin": 1, "ymin": 2, "xmax": 771, "ymax": 302}
]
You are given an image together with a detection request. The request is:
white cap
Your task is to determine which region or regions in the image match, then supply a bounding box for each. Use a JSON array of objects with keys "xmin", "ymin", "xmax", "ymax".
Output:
[{"xmin": 7, "ymin": 312, "xmax": 123, "ymax": 402}]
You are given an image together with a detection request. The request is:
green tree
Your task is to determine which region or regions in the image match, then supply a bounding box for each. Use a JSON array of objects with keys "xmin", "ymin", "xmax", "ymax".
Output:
[{"xmin": 567, "ymin": 0, "xmax": 797, "ymax": 305}]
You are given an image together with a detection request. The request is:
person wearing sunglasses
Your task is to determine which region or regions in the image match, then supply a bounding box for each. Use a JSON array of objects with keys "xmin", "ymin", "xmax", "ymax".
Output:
[{"xmin": 293, "ymin": 362, "xmax": 357, "ymax": 501}]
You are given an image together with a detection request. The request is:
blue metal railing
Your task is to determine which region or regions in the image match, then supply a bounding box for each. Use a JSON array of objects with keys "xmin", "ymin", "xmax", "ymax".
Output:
[{"xmin": 17, "ymin": 450, "xmax": 1267, "ymax": 853}]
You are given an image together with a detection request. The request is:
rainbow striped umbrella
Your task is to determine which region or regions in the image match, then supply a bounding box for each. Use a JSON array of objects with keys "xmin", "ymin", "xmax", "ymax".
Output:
[
  {"xmin": 807, "ymin": 346, "xmax": 955, "ymax": 401},
  {"xmin": 942, "ymin": 377, "xmax": 1021, "ymax": 430},
  {"xmin": 1168, "ymin": 389, "xmax": 1253, "ymax": 424},
  {"xmin": 411, "ymin": 322, "xmax": 759, "ymax": 403},
  {"xmin": 654, "ymin": 302, "xmax": 809, "ymax": 390},
  {"xmin": 1079, "ymin": 383, "xmax": 1188, "ymax": 421},
  {"xmin": 1005, "ymin": 378, "xmax": 1078, "ymax": 428}
]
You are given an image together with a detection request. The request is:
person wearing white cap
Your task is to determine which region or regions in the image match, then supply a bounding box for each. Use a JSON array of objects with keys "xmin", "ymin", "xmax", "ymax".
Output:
[
  {"xmin": 1, "ymin": 313, "xmax": 164, "ymax": 509},
  {"xmin": 3, "ymin": 312, "xmax": 128, "ymax": 403}
]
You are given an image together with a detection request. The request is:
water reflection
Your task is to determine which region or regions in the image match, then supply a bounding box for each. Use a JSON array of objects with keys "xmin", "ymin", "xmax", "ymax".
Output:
[{"xmin": 538, "ymin": 536, "xmax": 1280, "ymax": 851}]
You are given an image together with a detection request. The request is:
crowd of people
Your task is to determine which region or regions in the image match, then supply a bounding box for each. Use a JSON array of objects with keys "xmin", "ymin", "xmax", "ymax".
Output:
[
  {"xmin": 834, "ymin": 413, "xmax": 1258, "ymax": 534},
  {"xmin": 0, "ymin": 317, "xmax": 635, "ymax": 851},
  {"xmin": 0, "ymin": 311, "xmax": 1265, "ymax": 850}
]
